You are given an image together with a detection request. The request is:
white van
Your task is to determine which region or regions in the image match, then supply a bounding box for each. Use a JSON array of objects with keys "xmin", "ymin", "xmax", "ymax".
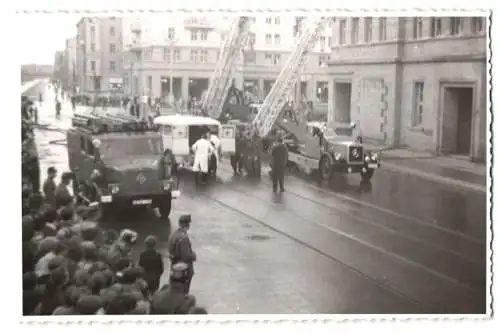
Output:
[{"xmin": 153, "ymin": 115, "xmax": 236, "ymax": 170}]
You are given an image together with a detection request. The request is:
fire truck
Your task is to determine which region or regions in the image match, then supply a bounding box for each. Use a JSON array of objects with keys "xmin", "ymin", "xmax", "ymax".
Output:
[
  {"xmin": 201, "ymin": 16, "xmax": 382, "ymax": 182},
  {"xmin": 67, "ymin": 112, "xmax": 176, "ymax": 220}
]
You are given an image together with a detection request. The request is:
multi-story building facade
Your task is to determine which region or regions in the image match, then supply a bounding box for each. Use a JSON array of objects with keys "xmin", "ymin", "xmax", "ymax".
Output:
[
  {"xmin": 326, "ymin": 16, "xmax": 487, "ymax": 162},
  {"xmin": 75, "ymin": 17, "xmax": 124, "ymax": 95},
  {"xmin": 122, "ymin": 15, "xmax": 335, "ymax": 106},
  {"xmin": 63, "ymin": 37, "xmax": 77, "ymax": 92},
  {"xmin": 53, "ymin": 51, "xmax": 65, "ymax": 83}
]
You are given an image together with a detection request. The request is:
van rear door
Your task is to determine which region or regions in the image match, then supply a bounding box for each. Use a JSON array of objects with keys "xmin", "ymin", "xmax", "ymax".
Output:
[
  {"xmin": 172, "ymin": 125, "xmax": 189, "ymax": 156},
  {"xmin": 219, "ymin": 124, "xmax": 236, "ymax": 154}
]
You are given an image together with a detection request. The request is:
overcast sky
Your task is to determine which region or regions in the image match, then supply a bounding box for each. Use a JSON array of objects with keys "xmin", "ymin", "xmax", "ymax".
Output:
[{"xmin": 18, "ymin": 14, "xmax": 81, "ymax": 65}]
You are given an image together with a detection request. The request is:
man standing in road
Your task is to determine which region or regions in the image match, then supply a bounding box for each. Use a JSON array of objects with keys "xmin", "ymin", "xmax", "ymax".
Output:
[
  {"xmin": 167, "ymin": 214, "xmax": 196, "ymax": 295},
  {"xmin": 55, "ymin": 172, "xmax": 74, "ymax": 210},
  {"xmin": 270, "ymin": 137, "xmax": 288, "ymax": 193},
  {"xmin": 55, "ymin": 99, "xmax": 61, "ymax": 120}
]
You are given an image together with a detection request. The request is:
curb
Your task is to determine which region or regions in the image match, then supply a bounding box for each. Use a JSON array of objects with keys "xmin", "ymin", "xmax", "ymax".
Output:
[{"xmin": 382, "ymin": 161, "xmax": 486, "ymax": 194}]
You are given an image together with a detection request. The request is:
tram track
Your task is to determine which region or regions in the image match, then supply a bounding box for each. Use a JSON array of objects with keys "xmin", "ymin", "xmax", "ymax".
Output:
[{"xmin": 184, "ymin": 164, "xmax": 486, "ymax": 313}]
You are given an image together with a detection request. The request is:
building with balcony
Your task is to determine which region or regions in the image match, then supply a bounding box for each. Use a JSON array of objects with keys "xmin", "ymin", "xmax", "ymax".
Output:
[
  {"xmin": 326, "ymin": 16, "xmax": 487, "ymax": 162},
  {"xmin": 122, "ymin": 15, "xmax": 336, "ymax": 106},
  {"xmin": 75, "ymin": 17, "xmax": 124, "ymax": 95}
]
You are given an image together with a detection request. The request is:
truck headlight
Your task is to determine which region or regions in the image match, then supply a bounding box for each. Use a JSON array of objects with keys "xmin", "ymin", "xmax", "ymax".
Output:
[
  {"xmin": 334, "ymin": 152, "xmax": 342, "ymax": 160},
  {"xmin": 371, "ymin": 153, "xmax": 378, "ymax": 160},
  {"xmin": 109, "ymin": 184, "xmax": 119, "ymax": 194}
]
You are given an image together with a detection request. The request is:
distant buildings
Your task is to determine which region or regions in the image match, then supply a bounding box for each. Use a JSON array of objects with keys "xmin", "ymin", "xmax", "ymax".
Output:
[
  {"xmin": 21, "ymin": 64, "xmax": 53, "ymax": 83},
  {"xmin": 75, "ymin": 17, "xmax": 124, "ymax": 95}
]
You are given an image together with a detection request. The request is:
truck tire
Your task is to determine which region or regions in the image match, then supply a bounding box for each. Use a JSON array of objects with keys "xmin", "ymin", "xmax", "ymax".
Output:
[
  {"xmin": 319, "ymin": 153, "xmax": 335, "ymax": 181},
  {"xmin": 360, "ymin": 168, "xmax": 374, "ymax": 182}
]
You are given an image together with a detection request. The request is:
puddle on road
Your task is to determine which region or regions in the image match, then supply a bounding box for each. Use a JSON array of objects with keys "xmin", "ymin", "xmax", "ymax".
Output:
[{"xmin": 247, "ymin": 234, "xmax": 270, "ymax": 241}]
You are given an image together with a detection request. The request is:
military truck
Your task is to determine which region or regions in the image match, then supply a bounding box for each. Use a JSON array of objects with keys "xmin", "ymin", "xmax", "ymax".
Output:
[{"xmin": 66, "ymin": 112, "xmax": 174, "ymax": 220}]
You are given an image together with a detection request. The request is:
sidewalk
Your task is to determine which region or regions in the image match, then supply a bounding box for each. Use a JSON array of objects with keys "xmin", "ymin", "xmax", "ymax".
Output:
[{"xmin": 379, "ymin": 148, "xmax": 487, "ymax": 193}]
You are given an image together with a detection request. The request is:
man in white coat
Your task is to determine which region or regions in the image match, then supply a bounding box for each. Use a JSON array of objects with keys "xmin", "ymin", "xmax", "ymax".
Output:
[{"xmin": 192, "ymin": 133, "xmax": 214, "ymax": 184}]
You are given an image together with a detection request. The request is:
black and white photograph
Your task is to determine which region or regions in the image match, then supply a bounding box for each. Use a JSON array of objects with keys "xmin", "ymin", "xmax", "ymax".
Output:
[{"xmin": 16, "ymin": 4, "xmax": 493, "ymax": 323}]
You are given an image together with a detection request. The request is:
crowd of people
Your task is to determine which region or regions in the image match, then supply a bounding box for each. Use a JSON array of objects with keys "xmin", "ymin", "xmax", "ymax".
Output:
[{"xmin": 22, "ymin": 95, "xmax": 207, "ymax": 316}]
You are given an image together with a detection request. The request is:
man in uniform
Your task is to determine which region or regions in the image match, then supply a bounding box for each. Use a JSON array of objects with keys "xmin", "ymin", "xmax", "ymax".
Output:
[
  {"xmin": 270, "ymin": 137, "xmax": 288, "ymax": 193},
  {"xmin": 150, "ymin": 262, "xmax": 196, "ymax": 314},
  {"xmin": 167, "ymin": 214, "xmax": 196, "ymax": 294},
  {"xmin": 42, "ymin": 167, "xmax": 57, "ymax": 208}
]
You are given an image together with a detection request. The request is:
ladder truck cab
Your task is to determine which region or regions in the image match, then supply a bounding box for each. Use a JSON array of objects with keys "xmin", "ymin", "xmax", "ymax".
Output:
[
  {"xmin": 67, "ymin": 112, "xmax": 176, "ymax": 220},
  {"xmin": 250, "ymin": 17, "xmax": 382, "ymax": 183},
  {"xmin": 284, "ymin": 118, "xmax": 381, "ymax": 182}
]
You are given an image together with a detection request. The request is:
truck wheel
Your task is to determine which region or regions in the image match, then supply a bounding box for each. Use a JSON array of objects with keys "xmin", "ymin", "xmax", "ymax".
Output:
[
  {"xmin": 360, "ymin": 168, "xmax": 374, "ymax": 182},
  {"xmin": 319, "ymin": 154, "xmax": 334, "ymax": 180}
]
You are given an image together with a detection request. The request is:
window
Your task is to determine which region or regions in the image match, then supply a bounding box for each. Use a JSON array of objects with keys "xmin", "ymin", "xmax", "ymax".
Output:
[
  {"xmin": 328, "ymin": 36, "xmax": 333, "ymax": 48},
  {"xmin": 90, "ymin": 60, "xmax": 96, "ymax": 71},
  {"xmin": 201, "ymin": 50, "xmax": 209, "ymax": 63},
  {"xmin": 430, "ymin": 18, "xmax": 442, "ymax": 37},
  {"xmin": 174, "ymin": 48, "xmax": 180, "ymax": 62},
  {"xmin": 265, "ymin": 53, "xmax": 272, "ymax": 64},
  {"xmin": 109, "ymin": 26, "xmax": 115, "ymax": 36},
  {"xmin": 471, "ymin": 17, "xmax": 485, "ymax": 34},
  {"xmin": 168, "ymin": 27, "xmax": 176, "ymax": 40},
  {"xmin": 109, "ymin": 43, "xmax": 116, "ymax": 54},
  {"xmin": 143, "ymin": 47, "xmax": 153, "ymax": 60},
  {"xmin": 273, "ymin": 54, "xmax": 281, "ymax": 65},
  {"xmin": 365, "ymin": 17, "xmax": 373, "ymax": 42},
  {"xmin": 351, "ymin": 18, "xmax": 359, "ymax": 44},
  {"xmin": 412, "ymin": 82, "xmax": 424, "ymax": 127},
  {"xmin": 316, "ymin": 81, "xmax": 328, "ymax": 103},
  {"xmin": 190, "ymin": 49, "xmax": 198, "ymax": 63},
  {"xmin": 248, "ymin": 32, "xmax": 256, "ymax": 47},
  {"xmin": 275, "ymin": 17, "xmax": 280, "ymax": 24},
  {"xmin": 450, "ymin": 17, "xmax": 463, "ymax": 36},
  {"xmin": 318, "ymin": 56, "xmax": 326, "ymax": 67},
  {"xmin": 200, "ymin": 31, "xmax": 208, "ymax": 41},
  {"xmin": 266, "ymin": 17, "xmax": 272, "ymax": 24},
  {"xmin": 163, "ymin": 48, "xmax": 171, "ymax": 62},
  {"xmin": 147, "ymin": 76, "xmax": 152, "ymax": 90},
  {"xmin": 274, "ymin": 34, "xmax": 281, "ymax": 45},
  {"xmin": 191, "ymin": 31, "xmax": 197, "ymax": 41},
  {"xmin": 90, "ymin": 43, "xmax": 96, "ymax": 52},
  {"xmin": 319, "ymin": 36, "xmax": 326, "ymax": 50},
  {"xmin": 413, "ymin": 17, "xmax": 424, "ymax": 39},
  {"xmin": 265, "ymin": 34, "xmax": 272, "ymax": 44},
  {"xmin": 339, "ymin": 19, "xmax": 346, "ymax": 45},
  {"xmin": 87, "ymin": 139, "xmax": 94, "ymax": 156},
  {"xmin": 109, "ymin": 61, "xmax": 116, "ymax": 72},
  {"xmin": 379, "ymin": 17, "xmax": 387, "ymax": 41}
]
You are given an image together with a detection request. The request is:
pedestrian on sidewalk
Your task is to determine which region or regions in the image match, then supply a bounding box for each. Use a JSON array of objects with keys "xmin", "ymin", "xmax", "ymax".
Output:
[
  {"xmin": 138, "ymin": 235, "xmax": 164, "ymax": 294},
  {"xmin": 42, "ymin": 167, "xmax": 57, "ymax": 208},
  {"xmin": 270, "ymin": 137, "xmax": 288, "ymax": 193},
  {"xmin": 167, "ymin": 214, "xmax": 196, "ymax": 295},
  {"xmin": 55, "ymin": 100, "xmax": 61, "ymax": 120}
]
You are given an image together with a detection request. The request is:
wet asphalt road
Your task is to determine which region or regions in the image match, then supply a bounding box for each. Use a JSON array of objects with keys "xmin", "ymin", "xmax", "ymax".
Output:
[{"xmin": 32, "ymin": 81, "xmax": 487, "ymax": 314}]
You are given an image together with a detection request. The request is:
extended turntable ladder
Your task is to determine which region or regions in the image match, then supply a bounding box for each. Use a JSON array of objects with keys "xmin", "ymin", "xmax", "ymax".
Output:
[
  {"xmin": 201, "ymin": 16, "xmax": 253, "ymax": 119},
  {"xmin": 251, "ymin": 17, "xmax": 332, "ymax": 154}
]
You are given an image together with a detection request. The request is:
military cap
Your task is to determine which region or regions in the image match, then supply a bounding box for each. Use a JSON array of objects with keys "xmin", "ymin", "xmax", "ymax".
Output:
[
  {"xmin": 170, "ymin": 262, "xmax": 188, "ymax": 279},
  {"xmin": 179, "ymin": 214, "xmax": 191, "ymax": 225}
]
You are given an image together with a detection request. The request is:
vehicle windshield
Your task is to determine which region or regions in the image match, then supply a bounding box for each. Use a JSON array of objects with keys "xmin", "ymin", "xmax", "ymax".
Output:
[
  {"xmin": 98, "ymin": 135, "xmax": 162, "ymax": 160},
  {"xmin": 323, "ymin": 126, "xmax": 355, "ymax": 141}
]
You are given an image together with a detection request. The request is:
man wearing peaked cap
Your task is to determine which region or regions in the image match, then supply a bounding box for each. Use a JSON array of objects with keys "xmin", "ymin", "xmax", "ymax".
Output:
[{"xmin": 167, "ymin": 214, "xmax": 196, "ymax": 294}]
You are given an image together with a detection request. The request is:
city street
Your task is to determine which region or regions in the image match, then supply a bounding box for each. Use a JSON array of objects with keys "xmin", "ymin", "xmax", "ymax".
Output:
[{"xmin": 32, "ymin": 82, "xmax": 487, "ymax": 314}]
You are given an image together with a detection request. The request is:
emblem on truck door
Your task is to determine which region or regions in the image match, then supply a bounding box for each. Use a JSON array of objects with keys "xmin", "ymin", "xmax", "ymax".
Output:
[{"xmin": 136, "ymin": 173, "xmax": 146, "ymax": 185}]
